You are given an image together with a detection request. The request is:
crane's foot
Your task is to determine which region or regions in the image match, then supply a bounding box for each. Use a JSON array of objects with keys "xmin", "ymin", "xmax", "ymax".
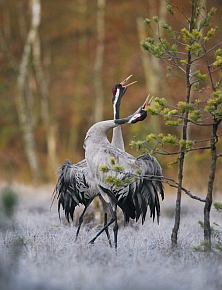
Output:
[{"xmin": 88, "ymin": 238, "xmax": 95, "ymax": 245}]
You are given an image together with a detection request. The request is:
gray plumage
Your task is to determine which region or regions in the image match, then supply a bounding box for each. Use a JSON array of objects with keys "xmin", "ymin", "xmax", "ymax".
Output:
[
  {"xmin": 54, "ymin": 159, "xmax": 96, "ymax": 222},
  {"xmin": 85, "ymin": 98, "xmax": 164, "ymax": 248},
  {"xmin": 52, "ymin": 76, "xmax": 134, "ymax": 242},
  {"xmin": 52, "ymin": 78, "xmax": 164, "ymax": 248}
]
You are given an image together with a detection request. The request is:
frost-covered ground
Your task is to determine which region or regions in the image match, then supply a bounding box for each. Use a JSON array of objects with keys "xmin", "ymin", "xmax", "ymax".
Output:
[{"xmin": 0, "ymin": 183, "xmax": 222, "ymax": 290}]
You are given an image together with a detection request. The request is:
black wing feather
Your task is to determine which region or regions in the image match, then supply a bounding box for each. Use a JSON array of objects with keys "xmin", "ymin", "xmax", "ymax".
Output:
[{"xmin": 52, "ymin": 159, "xmax": 96, "ymax": 223}]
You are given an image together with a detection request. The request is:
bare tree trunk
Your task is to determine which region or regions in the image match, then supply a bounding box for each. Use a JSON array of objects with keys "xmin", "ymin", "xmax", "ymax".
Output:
[
  {"xmin": 137, "ymin": 0, "xmax": 169, "ymax": 132},
  {"xmin": 137, "ymin": 17, "xmax": 159, "ymax": 96},
  {"xmin": 204, "ymin": 120, "xmax": 220, "ymax": 250},
  {"xmin": 171, "ymin": 65, "xmax": 192, "ymax": 244},
  {"xmin": 204, "ymin": 196, "xmax": 212, "ymax": 250},
  {"xmin": 68, "ymin": 0, "xmax": 88, "ymax": 153},
  {"xmin": 197, "ymin": 0, "xmax": 212, "ymax": 251},
  {"xmin": 171, "ymin": 1, "xmax": 198, "ymax": 246},
  {"xmin": 93, "ymin": 0, "xmax": 105, "ymax": 123},
  {"xmin": 16, "ymin": 0, "xmax": 41, "ymax": 182},
  {"xmin": 32, "ymin": 32, "xmax": 58, "ymax": 177},
  {"xmin": 137, "ymin": 0, "xmax": 167, "ymax": 95}
]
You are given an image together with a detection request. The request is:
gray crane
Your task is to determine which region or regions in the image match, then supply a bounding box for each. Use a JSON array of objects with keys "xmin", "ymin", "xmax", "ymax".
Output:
[
  {"xmin": 84, "ymin": 97, "xmax": 164, "ymax": 248},
  {"xmin": 52, "ymin": 75, "xmax": 136, "ymax": 244}
]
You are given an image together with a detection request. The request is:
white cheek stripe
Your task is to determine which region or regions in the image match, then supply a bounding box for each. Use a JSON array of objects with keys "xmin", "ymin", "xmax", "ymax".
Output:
[
  {"xmin": 129, "ymin": 113, "xmax": 140, "ymax": 123},
  {"xmin": 113, "ymin": 88, "xmax": 120, "ymax": 118}
]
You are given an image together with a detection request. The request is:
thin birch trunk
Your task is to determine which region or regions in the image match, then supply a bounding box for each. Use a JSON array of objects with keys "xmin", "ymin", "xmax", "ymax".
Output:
[
  {"xmin": 32, "ymin": 32, "xmax": 58, "ymax": 176},
  {"xmin": 16, "ymin": 0, "xmax": 41, "ymax": 182},
  {"xmin": 171, "ymin": 0, "xmax": 197, "ymax": 246},
  {"xmin": 68, "ymin": 0, "xmax": 88, "ymax": 153}
]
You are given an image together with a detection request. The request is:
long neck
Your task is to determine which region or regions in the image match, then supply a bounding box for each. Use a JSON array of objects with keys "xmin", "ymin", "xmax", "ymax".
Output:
[
  {"xmin": 115, "ymin": 115, "xmax": 133, "ymax": 125},
  {"xmin": 84, "ymin": 113, "xmax": 134, "ymax": 148},
  {"xmin": 84, "ymin": 120, "xmax": 117, "ymax": 147},
  {"xmin": 111, "ymin": 99, "xmax": 125, "ymax": 151}
]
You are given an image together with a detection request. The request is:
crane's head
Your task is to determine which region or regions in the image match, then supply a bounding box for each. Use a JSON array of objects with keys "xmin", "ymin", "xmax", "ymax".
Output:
[
  {"xmin": 128, "ymin": 95, "xmax": 153, "ymax": 124},
  {"xmin": 114, "ymin": 95, "xmax": 152, "ymax": 126},
  {"xmin": 112, "ymin": 75, "xmax": 137, "ymax": 106}
]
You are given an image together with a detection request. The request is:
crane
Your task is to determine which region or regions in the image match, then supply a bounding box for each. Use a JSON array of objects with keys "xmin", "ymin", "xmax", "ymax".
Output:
[
  {"xmin": 84, "ymin": 97, "xmax": 164, "ymax": 248},
  {"xmin": 52, "ymin": 75, "xmax": 136, "ymax": 244}
]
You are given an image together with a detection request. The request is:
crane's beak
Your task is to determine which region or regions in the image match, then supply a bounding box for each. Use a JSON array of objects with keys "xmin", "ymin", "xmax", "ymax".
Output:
[
  {"xmin": 120, "ymin": 74, "xmax": 137, "ymax": 88},
  {"xmin": 142, "ymin": 94, "xmax": 153, "ymax": 109}
]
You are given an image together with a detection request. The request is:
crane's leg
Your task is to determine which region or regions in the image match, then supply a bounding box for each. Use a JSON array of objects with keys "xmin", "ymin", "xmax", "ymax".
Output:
[
  {"xmin": 75, "ymin": 200, "xmax": 112, "ymax": 245},
  {"xmin": 89, "ymin": 203, "xmax": 116, "ymax": 245},
  {"xmin": 75, "ymin": 206, "xmax": 87, "ymax": 242},
  {"xmin": 104, "ymin": 212, "xmax": 112, "ymax": 247},
  {"xmin": 99, "ymin": 195, "xmax": 112, "ymax": 246},
  {"xmin": 113, "ymin": 211, "xmax": 118, "ymax": 249}
]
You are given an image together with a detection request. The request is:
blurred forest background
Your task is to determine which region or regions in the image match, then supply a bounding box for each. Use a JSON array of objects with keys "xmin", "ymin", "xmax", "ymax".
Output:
[{"xmin": 0, "ymin": 0, "xmax": 222, "ymax": 192}]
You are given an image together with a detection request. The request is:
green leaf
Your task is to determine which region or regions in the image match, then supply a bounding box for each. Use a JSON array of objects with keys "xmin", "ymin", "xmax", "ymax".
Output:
[
  {"xmin": 161, "ymin": 23, "xmax": 169, "ymax": 29},
  {"xmin": 199, "ymin": 7, "xmax": 217, "ymax": 29},
  {"xmin": 213, "ymin": 222, "xmax": 219, "ymax": 227},
  {"xmin": 215, "ymin": 49, "xmax": 222, "ymax": 58},
  {"xmin": 192, "ymin": 29, "xmax": 202, "ymax": 40},
  {"xmin": 213, "ymin": 56, "xmax": 222, "ymax": 68},
  {"xmin": 179, "ymin": 140, "xmax": 193, "ymax": 151},
  {"xmin": 213, "ymin": 201, "xmax": 222, "ymax": 212},
  {"xmin": 161, "ymin": 108, "xmax": 170, "ymax": 115},
  {"xmin": 110, "ymin": 157, "xmax": 115, "ymax": 165},
  {"xmin": 155, "ymin": 97, "xmax": 167, "ymax": 106},
  {"xmin": 161, "ymin": 23, "xmax": 176, "ymax": 39},
  {"xmin": 99, "ymin": 165, "xmax": 109, "ymax": 173},
  {"xmin": 180, "ymin": 59, "xmax": 188, "ymax": 66},
  {"xmin": 165, "ymin": 119, "xmax": 182, "ymax": 126},
  {"xmin": 186, "ymin": 43, "xmax": 203, "ymax": 56},
  {"xmin": 215, "ymin": 108, "xmax": 222, "ymax": 119},
  {"xmin": 171, "ymin": 44, "xmax": 178, "ymax": 56},
  {"xmin": 167, "ymin": 65, "xmax": 172, "ymax": 71},
  {"xmin": 177, "ymin": 101, "xmax": 194, "ymax": 113},
  {"xmin": 168, "ymin": 157, "xmax": 179, "ymax": 167},
  {"xmin": 209, "ymin": 7, "xmax": 217, "ymax": 16},
  {"xmin": 181, "ymin": 28, "xmax": 193, "ymax": 42},
  {"xmin": 146, "ymin": 106, "xmax": 159, "ymax": 115},
  {"xmin": 168, "ymin": 109, "xmax": 178, "ymax": 115},
  {"xmin": 146, "ymin": 133, "xmax": 156, "ymax": 142},
  {"xmin": 167, "ymin": 5, "xmax": 174, "ymax": 15},
  {"xmin": 206, "ymin": 27, "xmax": 216, "ymax": 38},
  {"xmin": 113, "ymin": 164, "xmax": 124, "ymax": 172},
  {"xmin": 105, "ymin": 176, "xmax": 116, "ymax": 184},
  {"xmin": 193, "ymin": 82, "xmax": 199, "ymax": 91},
  {"xmin": 144, "ymin": 18, "xmax": 151, "ymax": 25},
  {"xmin": 193, "ymin": 70, "xmax": 208, "ymax": 81},
  {"xmin": 162, "ymin": 134, "xmax": 179, "ymax": 145},
  {"xmin": 153, "ymin": 16, "xmax": 159, "ymax": 23},
  {"xmin": 198, "ymin": 220, "xmax": 204, "ymax": 229},
  {"xmin": 133, "ymin": 176, "xmax": 139, "ymax": 182},
  {"xmin": 189, "ymin": 110, "xmax": 201, "ymax": 122}
]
